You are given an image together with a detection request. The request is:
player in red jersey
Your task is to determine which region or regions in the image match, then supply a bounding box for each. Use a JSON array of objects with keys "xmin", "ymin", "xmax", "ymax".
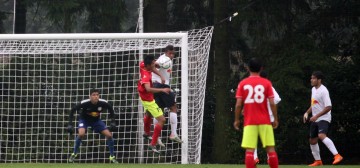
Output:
[
  {"xmin": 138, "ymin": 55, "xmax": 170, "ymax": 154},
  {"xmin": 233, "ymin": 58, "xmax": 279, "ymax": 168}
]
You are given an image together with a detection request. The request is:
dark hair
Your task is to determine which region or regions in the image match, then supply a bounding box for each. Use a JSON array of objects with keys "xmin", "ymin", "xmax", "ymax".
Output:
[
  {"xmin": 312, "ymin": 71, "xmax": 324, "ymax": 80},
  {"xmin": 165, "ymin": 45, "xmax": 174, "ymax": 52},
  {"xmin": 248, "ymin": 57, "xmax": 263, "ymax": 72},
  {"xmin": 143, "ymin": 55, "xmax": 155, "ymax": 66},
  {"xmin": 260, "ymin": 71, "xmax": 268, "ymax": 78},
  {"xmin": 90, "ymin": 89, "xmax": 100, "ymax": 95}
]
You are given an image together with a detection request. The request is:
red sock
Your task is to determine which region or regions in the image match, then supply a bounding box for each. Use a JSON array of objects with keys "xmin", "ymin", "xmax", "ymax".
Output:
[
  {"xmin": 143, "ymin": 115, "xmax": 152, "ymax": 135},
  {"xmin": 150, "ymin": 123, "xmax": 162, "ymax": 146},
  {"xmin": 245, "ymin": 151, "xmax": 255, "ymax": 168},
  {"xmin": 268, "ymin": 152, "xmax": 279, "ymax": 168}
]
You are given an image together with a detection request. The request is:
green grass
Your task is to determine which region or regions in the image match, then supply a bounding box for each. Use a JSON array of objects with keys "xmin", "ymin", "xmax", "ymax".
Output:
[{"xmin": 0, "ymin": 164, "xmax": 358, "ymax": 168}]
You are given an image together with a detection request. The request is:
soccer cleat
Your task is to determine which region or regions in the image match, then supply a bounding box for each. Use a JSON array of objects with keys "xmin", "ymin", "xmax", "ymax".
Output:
[
  {"xmin": 68, "ymin": 153, "xmax": 77, "ymax": 163},
  {"xmin": 254, "ymin": 158, "xmax": 260, "ymax": 164},
  {"xmin": 148, "ymin": 144, "xmax": 160, "ymax": 155},
  {"xmin": 143, "ymin": 133, "xmax": 152, "ymax": 140},
  {"xmin": 332, "ymin": 154, "xmax": 343, "ymax": 165},
  {"xmin": 109, "ymin": 156, "xmax": 119, "ymax": 163},
  {"xmin": 157, "ymin": 138, "xmax": 166, "ymax": 148},
  {"xmin": 169, "ymin": 135, "xmax": 183, "ymax": 143},
  {"xmin": 308, "ymin": 160, "xmax": 323, "ymax": 166}
]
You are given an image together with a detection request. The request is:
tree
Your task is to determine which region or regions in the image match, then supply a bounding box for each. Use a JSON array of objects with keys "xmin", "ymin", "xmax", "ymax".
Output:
[
  {"xmin": 83, "ymin": 0, "xmax": 127, "ymax": 33},
  {"xmin": 14, "ymin": 0, "xmax": 28, "ymax": 33},
  {"xmin": 210, "ymin": 0, "xmax": 233, "ymax": 163},
  {"xmin": 143, "ymin": 0, "xmax": 167, "ymax": 32}
]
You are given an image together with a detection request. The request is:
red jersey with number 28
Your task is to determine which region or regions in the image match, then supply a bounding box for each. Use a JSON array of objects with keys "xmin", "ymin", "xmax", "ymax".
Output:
[
  {"xmin": 137, "ymin": 61, "xmax": 154, "ymax": 101},
  {"xmin": 235, "ymin": 76, "xmax": 274, "ymax": 126}
]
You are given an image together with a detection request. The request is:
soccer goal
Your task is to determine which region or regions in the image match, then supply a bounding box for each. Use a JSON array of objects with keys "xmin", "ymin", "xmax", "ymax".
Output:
[{"xmin": 0, "ymin": 27, "xmax": 213, "ymax": 164}]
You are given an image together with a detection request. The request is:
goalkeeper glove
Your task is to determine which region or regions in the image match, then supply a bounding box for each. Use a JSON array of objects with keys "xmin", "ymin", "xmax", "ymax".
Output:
[
  {"xmin": 67, "ymin": 125, "xmax": 74, "ymax": 135},
  {"xmin": 109, "ymin": 122, "xmax": 117, "ymax": 132}
]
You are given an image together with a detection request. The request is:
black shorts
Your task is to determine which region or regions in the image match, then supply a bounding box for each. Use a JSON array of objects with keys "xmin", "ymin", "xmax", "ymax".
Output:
[
  {"xmin": 309, "ymin": 120, "xmax": 330, "ymax": 138},
  {"xmin": 153, "ymin": 82, "xmax": 176, "ymax": 109}
]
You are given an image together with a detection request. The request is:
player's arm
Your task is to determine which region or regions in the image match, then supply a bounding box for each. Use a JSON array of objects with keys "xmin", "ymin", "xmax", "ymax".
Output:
[
  {"xmin": 69, "ymin": 103, "xmax": 81, "ymax": 126},
  {"xmin": 309, "ymin": 106, "xmax": 332, "ymax": 122},
  {"xmin": 67, "ymin": 103, "xmax": 81, "ymax": 134},
  {"xmin": 106, "ymin": 102, "xmax": 116, "ymax": 121},
  {"xmin": 233, "ymin": 98, "xmax": 243, "ymax": 131},
  {"xmin": 151, "ymin": 66, "xmax": 165, "ymax": 84},
  {"xmin": 106, "ymin": 102, "xmax": 117, "ymax": 131},
  {"xmin": 269, "ymin": 98, "xmax": 278, "ymax": 129},
  {"xmin": 144, "ymin": 83, "xmax": 170, "ymax": 94},
  {"xmin": 303, "ymin": 106, "xmax": 312, "ymax": 123}
]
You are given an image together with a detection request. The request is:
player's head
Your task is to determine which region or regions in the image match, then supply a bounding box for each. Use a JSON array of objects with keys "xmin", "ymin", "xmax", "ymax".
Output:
[
  {"xmin": 247, "ymin": 57, "xmax": 263, "ymax": 73},
  {"xmin": 260, "ymin": 71, "xmax": 268, "ymax": 79},
  {"xmin": 89, "ymin": 89, "xmax": 100, "ymax": 104},
  {"xmin": 311, "ymin": 71, "xmax": 324, "ymax": 87},
  {"xmin": 164, "ymin": 45, "xmax": 175, "ymax": 59},
  {"xmin": 143, "ymin": 55, "xmax": 155, "ymax": 70}
]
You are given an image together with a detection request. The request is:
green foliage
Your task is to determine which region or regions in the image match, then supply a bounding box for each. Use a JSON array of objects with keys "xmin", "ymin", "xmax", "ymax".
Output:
[
  {"xmin": 83, "ymin": 0, "xmax": 127, "ymax": 33},
  {"xmin": 209, "ymin": 0, "xmax": 360, "ymax": 164},
  {"xmin": 40, "ymin": 0, "xmax": 127, "ymax": 33},
  {"xmin": 0, "ymin": 11, "xmax": 6, "ymax": 33}
]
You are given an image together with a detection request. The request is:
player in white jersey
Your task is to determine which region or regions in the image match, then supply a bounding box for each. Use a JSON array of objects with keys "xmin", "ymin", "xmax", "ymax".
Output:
[
  {"xmin": 253, "ymin": 71, "xmax": 281, "ymax": 164},
  {"xmin": 151, "ymin": 45, "xmax": 183, "ymax": 146},
  {"xmin": 303, "ymin": 71, "xmax": 343, "ymax": 166}
]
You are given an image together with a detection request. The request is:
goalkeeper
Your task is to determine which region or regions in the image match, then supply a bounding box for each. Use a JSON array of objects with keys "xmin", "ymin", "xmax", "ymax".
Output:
[
  {"xmin": 152, "ymin": 45, "xmax": 183, "ymax": 145},
  {"xmin": 67, "ymin": 89, "xmax": 118, "ymax": 163}
]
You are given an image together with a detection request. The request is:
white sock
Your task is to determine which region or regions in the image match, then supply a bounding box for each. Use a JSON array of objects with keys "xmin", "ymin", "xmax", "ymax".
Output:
[
  {"xmin": 310, "ymin": 143, "xmax": 321, "ymax": 160},
  {"xmin": 153, "ymin": 117, "xmax": 158, "ymax": 125},
  {"xmin": 169, "ymin": 112, "xmax": 178, "ymax": 136},
  {"xmin": 322, "ymin": 137, "xmax": 338, "ymax": 155},
  {"xmin": 253, "ymin": 148, "xmax": 258, "ymax": 159}
]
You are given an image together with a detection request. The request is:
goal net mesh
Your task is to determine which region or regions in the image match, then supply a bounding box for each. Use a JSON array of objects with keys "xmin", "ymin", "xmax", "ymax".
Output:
[{"xmin": 0, "ymin": 26, "xmax": 213, "ymax": 164}]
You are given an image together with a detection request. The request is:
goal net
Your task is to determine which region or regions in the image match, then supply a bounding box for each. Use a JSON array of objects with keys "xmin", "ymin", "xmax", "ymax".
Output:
[{"xmin": 0, "ymin": 26, "xmax": 213, "ymax": 164}]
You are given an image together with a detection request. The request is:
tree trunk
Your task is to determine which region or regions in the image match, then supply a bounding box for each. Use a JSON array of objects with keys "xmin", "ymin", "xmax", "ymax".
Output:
[
  {"xmin": 144, "ymin": 0, "xmax": 167, "ymax": 32},
  {"xmin": 211, "ymin": 0, "xmax": 231, "ymax": 163},
  {"xmin": 15, "ymin": 0, "xmax": 26, "ymax": 33}
]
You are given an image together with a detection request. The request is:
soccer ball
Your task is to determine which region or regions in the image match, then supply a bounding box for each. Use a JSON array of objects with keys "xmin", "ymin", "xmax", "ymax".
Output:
[{"xmin": 158, "ymin": 56, "xmax": 172, "ymax": 69}]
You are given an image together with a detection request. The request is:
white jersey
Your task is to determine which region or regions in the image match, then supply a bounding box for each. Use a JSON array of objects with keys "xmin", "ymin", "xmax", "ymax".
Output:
[
  {"xmin": 311, "ymin": 84, "xmax": 332, "ymax": 122},
  {"xmin": 268, "ymin": 87, "xmax": 281, "ymax": 122},
  {"xmin": 152, "ymin": 54, "xmax": 172, "ymax": 85}
]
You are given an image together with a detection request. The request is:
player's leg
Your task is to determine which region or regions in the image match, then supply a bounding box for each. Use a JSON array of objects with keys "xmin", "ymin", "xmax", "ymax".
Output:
[
  {"xmin": 168, "ymin": 103, "xmax": 182, "ymax": 143},
  {"xmin": 153, "ymin": 88, "xmax": 166, "ymax": 147},
  {"xmin": 152, "ymin": 116, "xmax": 165, "ymax": 148},
  {"xmin": 143, "ymin": 100, "xmax": 164, "ymax": 154},
  {"xmin": 259, "ymin": 125, "xmax": 278, "ymax": 168},
  {"xmin": 242, "ymin": 125, "xmax": 258, "ymax": 168},
  {"xmin": 142, "ymin": 99, "xmax": 154, "ymax": 140},
  {"xmin": 308, "ymin": 122, "xmax": 323, "ymax": 166},
  {"xmin": 253, "ymin": 148, "xmax": 259, "ymax": 164},
  {"xmin": 317, "ymin": 121, "xmax": 343, "ymax": 165},
  {"xmin": 151, "ymin": 115, "xmax": 166, "ymax": 145},
  {"xmin": 95, "ymin": 120, "xmax": 118, "ymax": 163},
  {"xmin": 161, "ymin": 89, "xmax": 182, "ymax": 143},
  {"xmin": 143, "ymin": 110, "xmax": 153, "ymax": 140},
  {"xmin": 69, "ymin": 119, "xmax": 87, "ymax": 162}
]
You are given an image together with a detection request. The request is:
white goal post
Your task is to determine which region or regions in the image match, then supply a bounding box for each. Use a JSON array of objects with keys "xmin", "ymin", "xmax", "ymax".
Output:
[{"xmin": 0, "ymin": 27, "xmax": 213, "ymax": 164}]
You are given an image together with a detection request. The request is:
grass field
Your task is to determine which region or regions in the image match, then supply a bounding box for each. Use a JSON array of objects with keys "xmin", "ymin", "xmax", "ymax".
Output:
[{"xmin": 0, "ymin": 164, "xmax": 359, "ymax": 168}]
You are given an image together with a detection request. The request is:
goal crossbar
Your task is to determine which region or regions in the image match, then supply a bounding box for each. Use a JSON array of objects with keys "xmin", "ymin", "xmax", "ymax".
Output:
[{"xmin": 0, "ymin": 33, "xmax": 187, "ymax": 40}]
